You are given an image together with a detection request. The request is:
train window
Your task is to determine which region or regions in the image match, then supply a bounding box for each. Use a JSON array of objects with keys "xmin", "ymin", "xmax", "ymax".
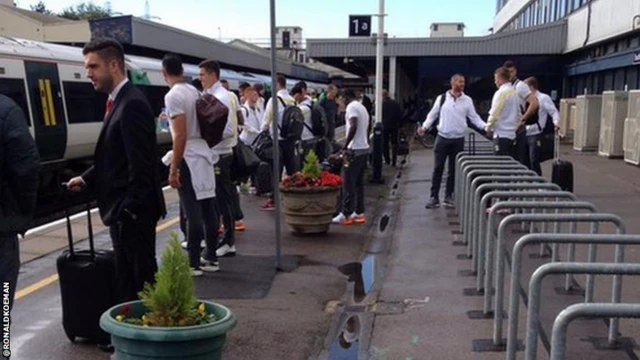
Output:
[
  {"xmin": 0, "ymin": 78, "xmax": 31, "ymax": 126},
  {"xmin": 63, "ymin": 81, "xmax": 107, "ymax": 123},
  {"xmin": 138, "ymin": 85, "xmax": 169, "ymax": 116}
]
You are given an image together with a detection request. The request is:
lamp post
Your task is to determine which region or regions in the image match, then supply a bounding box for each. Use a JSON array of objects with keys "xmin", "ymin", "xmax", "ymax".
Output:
[{"xmin": 369, "ymin": 0, "xmax": 386, "ymax": 184}]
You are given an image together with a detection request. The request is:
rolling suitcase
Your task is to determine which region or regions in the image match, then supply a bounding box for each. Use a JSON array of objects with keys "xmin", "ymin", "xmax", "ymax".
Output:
[
  {"xmin": 551, "ymin": 131, "xmax": 573, "ymax": 192},
  {"xmin": 254, "ymin": 161, "xmax": 273, "ymax": 195},
  {"xmin": 56, "ymin": 203, "xmax": 116, "ymax": 345}
]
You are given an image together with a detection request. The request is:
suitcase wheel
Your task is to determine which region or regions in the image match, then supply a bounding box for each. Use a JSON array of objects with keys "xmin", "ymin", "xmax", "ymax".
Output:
[{"xmin": 65, "ymin": 330, "xmax": 76, "ymax": 343}]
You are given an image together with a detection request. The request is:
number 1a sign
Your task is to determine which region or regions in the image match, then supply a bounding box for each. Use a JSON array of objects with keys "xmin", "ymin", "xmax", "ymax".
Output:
[{"xmin": 349, "ymin": 15, "xmax": 371, "ymax": 37}]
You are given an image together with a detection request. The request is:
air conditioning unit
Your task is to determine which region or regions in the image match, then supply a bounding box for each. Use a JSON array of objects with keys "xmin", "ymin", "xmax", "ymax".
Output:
[
  {"xmin": 624, "ymin": 90, "xmax": 640, "ymax": 165},
  {"xmin": 559, "ymin": 98, "xmax": 576, "ymax": 143},
  {"xmin": 598, "ymin": 91, "xmax": 628, "ymax": 158},
  {"xmin": 573, "ymin": 95, "xmax": 602, "ymax": 151}
]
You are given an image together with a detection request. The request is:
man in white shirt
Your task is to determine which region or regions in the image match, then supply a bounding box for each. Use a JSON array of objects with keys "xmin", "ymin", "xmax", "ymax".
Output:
[
  {"xmin": 504, "ymin": 60, "xmax": 540, "ymax": 167},
  {"xmin": 198, "ymin": 60, "xmax": 239, "ymax": 258},
  {"xmin": 260, "ymin": 74, "xmax": 298, "ymax": 211},
  {"xmin": 485, "ymin": 66, "xmax": 519, "ymax": 156},
  {"xmin": 417, "ymin": 74, "xmax": 487, "ymax": 209},
  {"xmin": 332, "ymin": 89, "xmax": 370, "ymax": 225},
  {"xmin": 524, "ymin": 76, "xmax": 560, "ymax": 175},
  {"xmin": 239, "ymin": 85, "xmax": 264, "ymax": 146},
  {"xmin": 292, "ymin": 82, "xmax": 317, "ymax": 162},
  {"xmin": 162, "ymin": 54, "xmax": 219, "ymax": 276}
]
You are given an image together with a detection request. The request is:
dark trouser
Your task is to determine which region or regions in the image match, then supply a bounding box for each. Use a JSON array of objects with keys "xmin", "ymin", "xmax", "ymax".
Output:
[
  {"xmin": 493, "ymin": 137, "xmax": 515, "ymax": 156},
  {"xmin": 279, "ymin": 139, "xmax": 299, "ymax": 177},
  {"xmin": 527, "ymin": 134, "xmax": 542, "ymax": 176},
  {"xmin": 0, "ymin": 234, "xmax": 20, "ymax": 311},
  {"xmin": 341, "ymin": 152, "xmax": 368, "ymax": 216},
  {"xmin": 431, "ymin": 135, "xmax": 465, "ymax": 200},
  {"xmin": 109, "ymin": 214, "xmax": 158, "ymax": 303},
  {"xmin": 177, "ymin": 162, "xmax": 219, "ymax": 267},
  {"xmin": 215, "ymin": 154, "xmax": 236, "ymax": 247},
  {"xmin": 514, "ymin": 130, "xmax": 529, "ymax": 167},
  {"xmin": 179, "ymin": 202, "xmax": 187, "ymax": 237},
  {"xmin": 383, "ymin": 127, "xmax": 399, "ymax": 165}
]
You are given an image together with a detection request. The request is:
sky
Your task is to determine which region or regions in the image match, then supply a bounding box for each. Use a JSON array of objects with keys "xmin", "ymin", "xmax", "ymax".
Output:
[{"xmin": 16, "ymin": 0, "xmax": 497, "ymax": 44}]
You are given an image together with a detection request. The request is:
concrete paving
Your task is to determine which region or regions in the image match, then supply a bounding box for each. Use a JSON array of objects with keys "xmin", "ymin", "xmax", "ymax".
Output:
[{"xmin": 367, "ymin": 139, "xmax": 640, "ymax": 360}]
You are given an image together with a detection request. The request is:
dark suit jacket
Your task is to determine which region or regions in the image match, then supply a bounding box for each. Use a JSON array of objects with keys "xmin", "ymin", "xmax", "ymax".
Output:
[
  {"xmin": 82, "ymin": 81, "xmax": 166, "ymax": 226},
  {"xmin": 382, "ymin": 98, "xmax": 402, "ymax": 129}
]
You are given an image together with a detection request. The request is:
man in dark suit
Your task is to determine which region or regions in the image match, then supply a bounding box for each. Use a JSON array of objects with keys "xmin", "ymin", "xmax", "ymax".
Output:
[
  {"xmin": 381, "ymin": 89, "xmax": 402, "ymax": 167},
  {"xmin": 66, "ymin": 38, "xmax": 166, "ymax": 303}
]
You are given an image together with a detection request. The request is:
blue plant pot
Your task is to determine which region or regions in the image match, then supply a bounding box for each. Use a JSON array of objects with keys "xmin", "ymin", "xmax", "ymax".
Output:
[{"xmin": 100, "ymin": 300, "xmax": 236, "ymax": 360}]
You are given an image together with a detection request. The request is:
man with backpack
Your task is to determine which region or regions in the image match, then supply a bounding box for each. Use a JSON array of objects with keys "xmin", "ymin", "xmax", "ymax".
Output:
[
  {"xmin": 260, "ymin": 74, "xmax": 301, "ymax": 211},
  {"xmin": 292, "ymin": 81, "xmax": 328, "ymax": 162},
  {"xmin": 417, "ymin": 74, "xmax": 486, "ymax": 209},
  {"xmin": 523, "ymin": 76, "xmax": 560, "ymax": 176}
]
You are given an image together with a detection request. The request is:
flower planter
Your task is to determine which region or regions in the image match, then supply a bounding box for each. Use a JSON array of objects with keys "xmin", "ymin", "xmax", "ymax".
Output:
[
  {"xmin": 279, "ymin": 186, "xmax": 340, "ymax": 234},
  {"xmin": 99, "ymin": 300, "xmax": 236, "ymax": 360}
]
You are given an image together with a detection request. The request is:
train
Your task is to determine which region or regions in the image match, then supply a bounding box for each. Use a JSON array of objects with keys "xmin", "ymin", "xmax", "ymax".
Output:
[{"xmin": 0, "ymin": 35, "xmax": 329, "ymax": 223}]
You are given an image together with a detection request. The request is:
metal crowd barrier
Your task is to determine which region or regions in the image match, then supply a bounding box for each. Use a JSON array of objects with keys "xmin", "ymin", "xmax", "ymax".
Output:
[
  {"xmin": 452, "ymin": 153, "xmax": 640, "ymax": 359},
  {"xmin": 507, "ymin": 233, "xmax": 640, "ymax": 360},
  {"xmin": 549, "ymin": 303, "xmax": 640, "ymax": 360}
]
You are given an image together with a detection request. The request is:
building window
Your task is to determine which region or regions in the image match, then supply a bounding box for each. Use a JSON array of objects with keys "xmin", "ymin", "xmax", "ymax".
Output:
[
  {"xmin": 559, "ymin": 0, "xmax": 567, "ymax": 17},
  {"xmin": 63, "ymin": 81, "xmax": 107, "ymax": 124},
  {"xmin": 0, "ymin": 78, "xmax": 30, "ymax": 126},
  {"xmin": 433, "ymin": 24, "xmax": 438, "ymax": 31},
  {"xmin": 626, "ymin": 67, "xmax": 638, "ymax": 90},
  {"xmin": 615, "ymin": 68, "xmax": 626, "ymax": 90}
]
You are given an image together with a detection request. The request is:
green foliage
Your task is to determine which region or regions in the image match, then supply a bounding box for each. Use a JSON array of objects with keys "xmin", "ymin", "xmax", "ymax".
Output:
[
  {"xmin": 30, "ymin": 1, "xmax": 53, "ymax": 15},
  {"xmin": 59, "ymin": 2, "xmax": 112, "ymax": 20},
  {"xmin": 301, "ymin": 149, "xmax": 321, "ymax": 179},
  {"xmin": 134, "ymin": 232, "xmax": 215, "ymax": 327}
]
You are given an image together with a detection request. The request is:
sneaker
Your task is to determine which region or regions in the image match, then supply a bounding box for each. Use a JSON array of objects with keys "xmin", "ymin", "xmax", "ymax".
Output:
[
  {"xmin": 332, "ymin": 213, "xmax": 353, "ymax": 225},
  {"xmin": 181, "ymin": 240, "xmax": 206, "ymax": 249},
  {"xmin": 200, "ymin": 257, "xmax": 220, "ymax": 272},
  {"xmin": 216, "ymin": 244, "xmax": 237, "ymax": 257},
  {"xmin": 235, "ymin": 220, "xmax": 246, "ymax": 231},
  {"xmin": 425, "ymin": 197, "xmax": 440, "ymax": 209},
  {"xmin": 261, "ymin": 199, "xmax": 275, "ymax": 211},
  {"xmin": 191, "ymin": 268, "xmax": 203, "ymax": 277},
  {"xmin": 443, "ymin": 196, "xmax": 455, "ymax": 208},
  {"xmin": 351, "ymin": 213, "xmax": 366, "ymax": 224}
]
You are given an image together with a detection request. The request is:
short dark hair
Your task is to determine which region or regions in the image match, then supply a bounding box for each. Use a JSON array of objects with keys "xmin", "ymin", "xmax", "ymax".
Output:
[
  {"xmin": 191, "ymin": 78, "xmax": 203, "ymax": 91},
  {"xmin": 161, "ymin": 53, "xmax": 183, "ymax": 77},
  {"xmin": 254, "ymin": 83, "xmax": 264, "ymax": 92},
  {"xmin": 503, "ymin": 60, "xmax": 516, "ymax": 69},
  {"xmin": 82, "ymin": 37, "xmax": 125, "ymax": 70},
  {"xmin": 495, "ymin": 66, "xmax": 511, "ymax": 81},
  {"xmin": 239, "ymin": 82, "xmax": 250, "ymax": 90},
  {"xmin": 198, "ymin": 59, "xmax": 220, "ymax": 78},
  {"xmin": 276, "ymin": 74, "xmax": 287, "ymax": 88},
  {"xmin": 296, "ymin": 80, "xmax": 307, "ymax": 90},
  {"xmin": 220, "ymin": 79, "xmax": 228, "ymax": 85},
  {"xmin": 342, "ymin": 88, "xmax": 356, "ymax": 101},
  {"xmin": 291, "ymin": 83, "xmax": 304, "ymax": 95},
  {"xmin": 524, "ymin": 76, "xmax": 538, "ymax": 90}
]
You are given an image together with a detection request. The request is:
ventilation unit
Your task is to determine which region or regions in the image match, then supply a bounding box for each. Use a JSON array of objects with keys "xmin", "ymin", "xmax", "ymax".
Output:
[
  {"xmin": 624, "ymin": 90, "xmax": 640, "ymax": 165},
  {"xmin": 573, "ymin": 95, "xmax": 602, "ymax": 152},
  {"xmin": 559, "ymin": 98, "xmax": 576, "ymax": 142},
  {"xmin": 598, "ymin": 91, "xmax": 628, "ymax": 158}
]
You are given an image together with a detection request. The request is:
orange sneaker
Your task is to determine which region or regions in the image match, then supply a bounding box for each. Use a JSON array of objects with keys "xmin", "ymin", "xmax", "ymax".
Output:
[
  {"xmin": 351, "ymin": 214, "xmax": 366, "ymax": 224},
  {"xmin": 332, "ymin": 213, "xmax": 353, "ymax": 225},
  {"xmin": 235, "ymin": 220, "xmax": 246, "ymax": 231}
]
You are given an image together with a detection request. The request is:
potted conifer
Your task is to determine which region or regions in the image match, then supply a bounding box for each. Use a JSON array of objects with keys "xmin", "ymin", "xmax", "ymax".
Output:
[
  {"xmin": 99, "ymin": 233, "xmax": 236, "ymax": 360},
  {"xmin": 279, "ymin": 150, "xmax": 342, "ymax": 234}
]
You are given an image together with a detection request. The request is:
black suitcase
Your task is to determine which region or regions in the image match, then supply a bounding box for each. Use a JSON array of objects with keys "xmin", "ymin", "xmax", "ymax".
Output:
[
  {"xmin": 551, "ymin": 132, "xmax": 573, "ymax": 192},
  {"xmin": 56, "ymin": 204, "xmax": 116, "ymax": 345},
  {"xmin": 254, "ymin": 161, "xmax": 272, "ymax": 195}
]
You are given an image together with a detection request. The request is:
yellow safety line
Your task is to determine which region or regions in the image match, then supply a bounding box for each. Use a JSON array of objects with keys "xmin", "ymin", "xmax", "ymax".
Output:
[
  {"xmin": 14, "ymin": 216, "xmax": 181, "ymax": 300},
  {"xmin": 44, "ymin": 79, "xmax": 57, "ymax": 126},
  {"xmin": 38, "ymin": 79, "xmax": 50, "ymax": 127}
]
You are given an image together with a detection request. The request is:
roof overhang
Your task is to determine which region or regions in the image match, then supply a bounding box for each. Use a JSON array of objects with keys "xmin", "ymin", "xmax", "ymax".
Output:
[
  {"xmin": 88, "ymin": 16, "xmax": 328, "ymax": 82},
  {"xmin": 307, "ymin": 21, "xmax": 567, "ymax": 59}
]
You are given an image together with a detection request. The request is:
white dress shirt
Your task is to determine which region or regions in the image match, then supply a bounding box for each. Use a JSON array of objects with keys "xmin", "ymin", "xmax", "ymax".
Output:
[
  {"xmin": 422, "ymin": 91, "xmax": 486, "ymax": 139},
  {"xmin": 526, "ymin": 91, "xmax": 559, "ymax": 136},
  {"xmin": 261, "ymin": 89, "xmax": 295, "ymax": 140},
  {"xmin": 204, "ymin": 81, "xmax": 237, "ymax": 155}
]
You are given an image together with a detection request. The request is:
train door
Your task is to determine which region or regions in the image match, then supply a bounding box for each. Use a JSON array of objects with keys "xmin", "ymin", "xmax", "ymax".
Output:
[{"xmin": 24, "ymin": 61, "xmax": 67, "ymax": 161}]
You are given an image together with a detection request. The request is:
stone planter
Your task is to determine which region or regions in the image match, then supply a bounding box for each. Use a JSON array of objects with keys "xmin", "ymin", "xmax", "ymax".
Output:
[
  {"xmin": 279, "ymin": 186, "xmax": 340, "ymax": 234},
  {"xmin": 99, "ymin": 300, "xmax": 236, "ymax": 360}
]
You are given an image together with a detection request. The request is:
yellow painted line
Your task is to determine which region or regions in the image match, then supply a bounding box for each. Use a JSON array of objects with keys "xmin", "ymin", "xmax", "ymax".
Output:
[
  {"xmin": 44, "ymin": 79, "xmax": 57, "ymax": 126},
  {"xmin": 38, "ymin": 79, "xmax": 51, "ymax": 126},
  {"xmin": 15, "ymin": 216, "xmax": 180, "ymax": 300}
]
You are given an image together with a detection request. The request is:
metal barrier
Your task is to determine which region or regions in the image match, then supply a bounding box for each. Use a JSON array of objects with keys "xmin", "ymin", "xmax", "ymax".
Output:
[
  {"xmin": 479, "ymin": 199, "xmax": 591, "ymax": 293},
  {"xmin": 525, "ymin": 262, "xmax": 640, "ymax": 360},
  {"xmin": 470, "ymin": 181, "xmax": 558, "ymax": 262},
  {"xmin": 457, "ymin": 159, "xmax": 523, "ymax": 216},
  {"xmin": 493, "ymin": 213, "xmax": 626, "ymax": 346},
  {"xmin": 549, "ymin": 303, "xmax": 640, "ymax": 360},
  {"xmin": 506, "ymin": 233, "xmax": 639, "ymax": 359},
  {"xmin": 455, "ymin": 156, "xmax": 517, "ymax": 207}
]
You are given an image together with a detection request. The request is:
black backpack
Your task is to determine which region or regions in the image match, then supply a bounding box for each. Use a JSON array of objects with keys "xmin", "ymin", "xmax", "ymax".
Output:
[
  {"xmin": 303, "ymin": 103, "xmax": 328, "ymax": 137},
  {"xmin": 277, "ymin": 97, "xmax": 304, "ymax": 141},
  {"xmin": 426, "ymin": 93, "xmax": 447, "ymax": 136},
  {"xmin": 513, "ymin": 79, "xmax": 539, "ymax": 126}
]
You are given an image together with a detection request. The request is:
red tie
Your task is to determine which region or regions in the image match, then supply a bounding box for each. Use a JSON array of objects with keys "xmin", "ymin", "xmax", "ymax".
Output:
[{"xmin": 105, "ymin": 98, "xmax": 113, "ymax": 119}]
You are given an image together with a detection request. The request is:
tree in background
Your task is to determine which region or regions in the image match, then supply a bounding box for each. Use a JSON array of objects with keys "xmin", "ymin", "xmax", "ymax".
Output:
[
  {"xmin": 30, "ymin": 1, "xmax": 54, "ymax": 15},
  {"xmin": 59, "ymin": 2, "xmax": 112, "ymax": 20}
]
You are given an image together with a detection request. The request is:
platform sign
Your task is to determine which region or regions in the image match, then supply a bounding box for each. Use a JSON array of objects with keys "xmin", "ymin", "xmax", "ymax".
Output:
[{"xmin": 349, "ymin": 15, "xmax": 371, "ymax": 37}]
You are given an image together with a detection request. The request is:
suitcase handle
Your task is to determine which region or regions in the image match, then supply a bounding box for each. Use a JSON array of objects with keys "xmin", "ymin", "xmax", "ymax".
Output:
[
  {"xmin": 62, "ymin": 187, "xmax": 96, "ymax": 260},
  {"xmin": 554, "ymin": 128, "xmax": 560, "ymax": 160}
]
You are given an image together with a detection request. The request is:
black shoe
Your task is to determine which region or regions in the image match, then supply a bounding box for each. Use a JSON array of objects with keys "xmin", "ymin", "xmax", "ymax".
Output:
[
  {"xmin": 425, "ymin": 197, "xmax": 440, "ymax": 209},
  {"xmin": 443, "ymin": 195, "xmax": 455, "ymax": 208},
  {"xmin": 98, "ymin": 344, "xmax": 114, "ymax": 353}
]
